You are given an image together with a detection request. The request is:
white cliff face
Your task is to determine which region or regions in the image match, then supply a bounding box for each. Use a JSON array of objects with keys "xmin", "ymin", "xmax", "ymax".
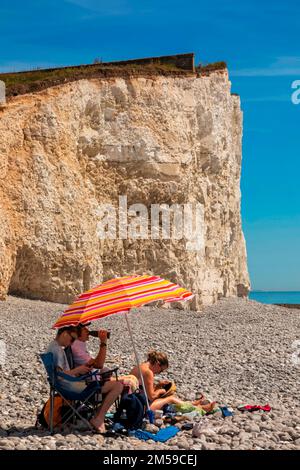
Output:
[{"xmin": 0, "ymin": 71, "xmax": 250, "ymax": 308}]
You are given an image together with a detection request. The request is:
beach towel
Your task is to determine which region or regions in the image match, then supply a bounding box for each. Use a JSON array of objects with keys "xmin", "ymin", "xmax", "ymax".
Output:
[
  {"xmin": 174, "ymin": 402, "xmax": 219, "ymax": 416},
  {"xmin": 134, "ymin": 426, "xmax": 180, "ymax": 443},
  {"xmin": 174, "ymin": 402, "xmax": 207, "ymax": 415},
  {"xmin": 237, "ymin": 404, "xmax": 271, "ymax": 412}
]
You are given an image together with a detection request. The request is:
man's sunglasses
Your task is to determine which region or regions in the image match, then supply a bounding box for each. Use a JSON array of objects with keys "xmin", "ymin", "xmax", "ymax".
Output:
[{"xmin": 68, "ymin": 332, "xmax": 78, "ymax": 342}]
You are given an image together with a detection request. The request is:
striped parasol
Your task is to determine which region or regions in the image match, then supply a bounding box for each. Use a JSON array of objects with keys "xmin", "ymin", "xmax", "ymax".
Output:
[
  {"xmin": 52, "ymin": 275, "xmax": 193, "ymax": 329},
  {"xmin": 52, "ymin": 274, "xmax": 194, "ymax": 422}
]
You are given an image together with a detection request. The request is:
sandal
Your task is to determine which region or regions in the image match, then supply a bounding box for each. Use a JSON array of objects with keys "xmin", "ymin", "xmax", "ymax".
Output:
[
  {"xmin": 90, "ymin": 420, "xmax": 106, "ymax": 435},
  {"xmin": 91, "ymin": 428, "xmax": 106, "ymax": 435}
]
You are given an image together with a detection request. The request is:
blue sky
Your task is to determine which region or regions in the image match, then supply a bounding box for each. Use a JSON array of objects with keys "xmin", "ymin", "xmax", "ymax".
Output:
[{"xmin": 1, "ymin": 0, "xmax": 299, "ymax": 290}]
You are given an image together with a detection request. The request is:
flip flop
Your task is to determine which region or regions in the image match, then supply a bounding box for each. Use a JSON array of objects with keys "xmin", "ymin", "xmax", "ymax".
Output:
[
  {"xmin": 91, "ymin": 427, "xmax": 106, "ymax": 435},
  {"xmin": 90, "ymin": 420, "xmax": 107, "ymax": 435},
  {"xmin": 164, "ymin": 415, "xmax": 187, "ymax": 425},
  {"xmin": 103, "ymin": 429, "xmax": 127, "ymax": 438},
  {"xmin": 181, "ymin": 422, "xmax": 194, "ymax": 431}
]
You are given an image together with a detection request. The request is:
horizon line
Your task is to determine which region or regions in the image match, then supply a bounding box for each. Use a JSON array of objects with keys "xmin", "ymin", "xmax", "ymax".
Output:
[{"xmin": 250, "ymin": 290, "xmax": 300, "ymax": 293}]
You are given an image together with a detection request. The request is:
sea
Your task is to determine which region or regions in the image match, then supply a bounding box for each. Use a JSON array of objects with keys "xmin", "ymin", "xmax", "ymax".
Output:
[{"xmin": 249, "ymin": 291, "xmax": 300, "ymax": 305}]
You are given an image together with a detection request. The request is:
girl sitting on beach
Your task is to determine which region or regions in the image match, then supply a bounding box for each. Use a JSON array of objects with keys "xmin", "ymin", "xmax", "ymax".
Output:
[{"xmin": 130, "ymin": 350, "xmax": 216, "ymax": 412}]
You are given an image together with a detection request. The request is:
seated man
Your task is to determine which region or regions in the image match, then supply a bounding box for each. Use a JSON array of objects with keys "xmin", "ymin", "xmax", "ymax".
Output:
[
  {"xmin": 47, "ymin": 326, "xmax": 123, "ymax": 433},
  {"xmin": 72, "ymin": 324, "xmax": 139, "ymax": 393},
  {"xmin": 71, "ymin": 324, "xmax": 109, "ymax": 372}
]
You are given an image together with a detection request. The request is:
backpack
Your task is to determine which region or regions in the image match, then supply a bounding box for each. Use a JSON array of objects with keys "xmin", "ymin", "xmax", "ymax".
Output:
[
  {"xmin": 114, "ymin": 390, "xmax": 147, "ymax": 430},
  {"xmin": 36, "ymin": 396, "xmax": 72, "ymax": 429}
]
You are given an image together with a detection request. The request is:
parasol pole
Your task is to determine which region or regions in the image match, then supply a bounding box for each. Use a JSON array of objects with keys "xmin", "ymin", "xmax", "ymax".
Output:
[{"xmin": 124, "ymin": 312, "xmax": 154, "ymax": 423}]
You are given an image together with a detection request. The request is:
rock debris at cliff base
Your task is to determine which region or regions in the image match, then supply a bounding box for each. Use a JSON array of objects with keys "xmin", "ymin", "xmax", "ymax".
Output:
[{"xmin": 0, "ymin": 296, "xmax": 299, "ymax": 450}]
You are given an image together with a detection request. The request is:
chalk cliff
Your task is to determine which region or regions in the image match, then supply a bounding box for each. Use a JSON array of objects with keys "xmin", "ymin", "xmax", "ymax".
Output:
[{"xmin": 0, "ymin": 70, "xmax": 250, "ymax": 308}]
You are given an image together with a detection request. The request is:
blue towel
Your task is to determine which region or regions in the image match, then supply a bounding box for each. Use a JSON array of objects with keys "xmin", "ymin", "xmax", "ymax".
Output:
[
  {"xmin": 134, "ymin": 426, "xmax": 180, "ymax": 443},
  {"xmin": 220, "ymin": 406, "xmax": 234, "ymax": 417}
]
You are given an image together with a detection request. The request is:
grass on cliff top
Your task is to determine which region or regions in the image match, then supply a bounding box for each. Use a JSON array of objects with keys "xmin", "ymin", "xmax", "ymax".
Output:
[
  {"xmin": 0, "ymin": 63, "xmax": 185, "ymax": 98},
  {"xmin": 1, "ymin": 61, "xmax": 227, "ymax": 98},
  {"xmin": 196, "ymin": 61, "xmax": 227, "ymax": 74}
]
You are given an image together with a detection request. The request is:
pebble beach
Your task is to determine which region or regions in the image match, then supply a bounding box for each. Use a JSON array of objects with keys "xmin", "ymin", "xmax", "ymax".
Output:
[{"xmin": 0, "ymin": 295, "xmax": 299, "ymax": 451}]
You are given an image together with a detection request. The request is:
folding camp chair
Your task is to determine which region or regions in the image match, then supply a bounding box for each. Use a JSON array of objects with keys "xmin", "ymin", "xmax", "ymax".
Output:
[
  {"xmin": 64, "ymin": 345, "xmax": 120, "ymax": 406},
  {"xmin": 40, "ymin": 352, "xmax": 119, "ymax": 434}
]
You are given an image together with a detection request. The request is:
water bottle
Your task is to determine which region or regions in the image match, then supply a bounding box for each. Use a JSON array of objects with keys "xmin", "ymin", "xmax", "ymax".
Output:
[{"xmin": 89, "ymin": 330, "xmax": 111, "ymax": 339}]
